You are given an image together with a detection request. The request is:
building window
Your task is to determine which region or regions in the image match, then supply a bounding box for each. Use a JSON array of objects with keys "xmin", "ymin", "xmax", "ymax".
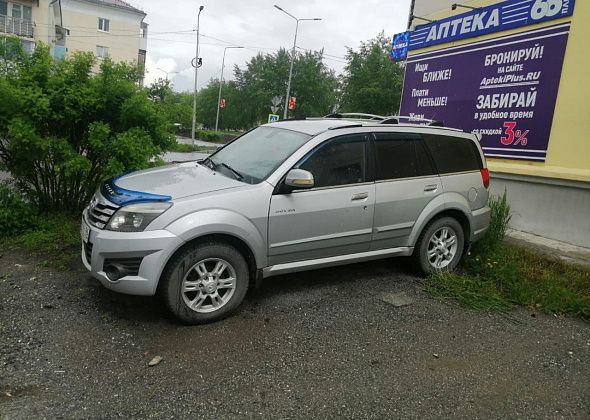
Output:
[
  {"xmin": 98, "ymin": 17, "xmax": 109, "ymax": 32},
  {"xmin": 137, "ymin": 49, "xmax": 146, "ymax": 66},
  {"xmin": 4, "ymin": 3, "xmax": 30, "ymax": 20},
  {"xmin": 96, "ymin": 45, "xmax": 109, "ymax": 59},
  {"xmin": 21, "ymin": 39, "xmax": 34, "ymax": 53},
  {"xmin": 11, "ymin": 3, "xmax": 20, "ymax": 18},
  {"xmin": 22, "ymin": 4, "xmax": 31, "ymax": 20}
]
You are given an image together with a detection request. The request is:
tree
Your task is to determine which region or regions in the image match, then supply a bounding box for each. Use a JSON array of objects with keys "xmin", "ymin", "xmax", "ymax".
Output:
[
  {"xmin": 0, "ymin": 38, "xmax": 174, "ymax": 212},
  {"xmin": 339, "ymin": 32, "xmax": 405, "ymax": 116},
  {"xmin": 233, "ymin": 48, "xmax": 338, "ymax": 127}
]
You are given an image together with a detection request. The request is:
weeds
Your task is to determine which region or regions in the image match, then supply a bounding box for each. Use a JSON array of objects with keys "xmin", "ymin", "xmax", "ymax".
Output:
[
  {"xmin": 0, "ymin": 183, "xmax": 38, "ymax": 237},
  {"xmin": 478, "ymin": 188, "xmax": 511, "ymax": 250},
  {"xmin": 428, "ymin": 190, "xmax": 590, "ymax": 319},
  {"xmin": 0, "ymin": 183, "xmax": 80, "ymax": 269}
]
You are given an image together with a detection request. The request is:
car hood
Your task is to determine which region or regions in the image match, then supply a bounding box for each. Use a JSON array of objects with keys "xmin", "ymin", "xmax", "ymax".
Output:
[{"xmin": 113, "ymin": 162, "xmax": 244, "ymax": 201}]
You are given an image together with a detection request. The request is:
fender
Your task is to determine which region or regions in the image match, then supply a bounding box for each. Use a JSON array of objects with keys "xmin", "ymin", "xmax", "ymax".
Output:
[
  {"xmin": 407, "ymin": 192, "xmax": 471, "ymax": 246},
  {"xmin": 165, "ymin": 208, "xmax": 268, "ymax": 268},
  {"xmin": 442, "ymin": 191, "xmax": 473, "ymax": 215}
]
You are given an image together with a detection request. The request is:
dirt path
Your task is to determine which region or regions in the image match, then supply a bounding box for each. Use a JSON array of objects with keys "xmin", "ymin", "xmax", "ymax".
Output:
[{"xmin": 1, "ymin": 250, "xmax": 589, "ymax": 419}]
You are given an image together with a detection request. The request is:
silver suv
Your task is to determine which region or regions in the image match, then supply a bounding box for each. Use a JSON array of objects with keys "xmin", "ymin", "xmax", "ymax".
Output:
[{"xmin": 81, "ymin": 115, "xmax": 491, "ymax": 324}]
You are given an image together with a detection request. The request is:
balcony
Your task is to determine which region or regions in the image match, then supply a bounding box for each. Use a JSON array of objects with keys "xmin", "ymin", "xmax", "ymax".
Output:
[{"xmin": 0, "ymin": 14, "xmax": 34, "ymax": 38}]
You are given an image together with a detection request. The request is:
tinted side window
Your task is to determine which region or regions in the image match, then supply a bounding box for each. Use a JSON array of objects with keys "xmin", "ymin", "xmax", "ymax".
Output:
[
  {"xmin": 423, "ymin": 134, "xmax": 483, "ymax": 174},
  {"xmin": 374, "ymin": 133, "xmax": 435, "ymax": 180},
  {"xmin": 298, "ymin": 135, "xmax": 367, "ymax": 188}
]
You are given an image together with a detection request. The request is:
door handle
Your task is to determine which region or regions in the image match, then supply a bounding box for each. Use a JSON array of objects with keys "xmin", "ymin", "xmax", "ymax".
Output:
[
  {"xmin": 351, "ymin": 192, "xmax": 369, "ymax": 201},
  {"xmin": 424, "ymin": 184, "xmax": 438, "ymax": 192}
]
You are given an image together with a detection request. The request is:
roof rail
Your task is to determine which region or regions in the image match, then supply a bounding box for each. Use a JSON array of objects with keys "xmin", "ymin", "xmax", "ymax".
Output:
[
  {"xmin": 323, "ymin": 113, "xmax": 387, "ymax": 121},
  {"xmin": 382, "ymin": 115, "xmax": 445, "ymax": 127},
  {"xmin": 323, "ymin": 113, "xmax": 444, "ymax": 127}
]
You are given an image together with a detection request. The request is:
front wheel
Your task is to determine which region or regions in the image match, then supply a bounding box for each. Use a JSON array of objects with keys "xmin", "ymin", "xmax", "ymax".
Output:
[
  {"xmin": 413, "ymin": 217, "xmax": 465, "ymax": 276},
  {"xmin": 161, "ymin": 242, "xmax": 250, "ymax": 324}
]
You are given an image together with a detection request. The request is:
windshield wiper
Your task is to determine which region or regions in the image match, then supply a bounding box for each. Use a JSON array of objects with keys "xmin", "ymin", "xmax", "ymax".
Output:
[
  {"xmin": 219, "ymin": 163, "xmax": 244, "ymax": 181},
  {"xmin": 200, "ymin": 157, "xmax": 216, "ymax": 170}
]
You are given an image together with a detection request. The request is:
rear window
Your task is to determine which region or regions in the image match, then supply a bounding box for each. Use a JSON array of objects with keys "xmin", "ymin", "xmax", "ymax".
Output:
[{"xmin": 423, "ymin": 134, "xmax": 483, "ymax": 174}]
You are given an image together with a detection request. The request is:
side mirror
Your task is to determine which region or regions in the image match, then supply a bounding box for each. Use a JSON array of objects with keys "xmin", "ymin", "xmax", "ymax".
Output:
[{"xmin": 285, "ymin": 169, "xmax": 315, "ymax": 189}]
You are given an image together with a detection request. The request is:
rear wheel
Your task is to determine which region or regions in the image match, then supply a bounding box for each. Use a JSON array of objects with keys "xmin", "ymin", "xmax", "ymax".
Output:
[
  {"xmin": 161, "ymin": 242, "xmax": 249, "ymax": 324},
  {"xmin": 413, "ymin": 217, "xmax": 465, "ymax": 276}
]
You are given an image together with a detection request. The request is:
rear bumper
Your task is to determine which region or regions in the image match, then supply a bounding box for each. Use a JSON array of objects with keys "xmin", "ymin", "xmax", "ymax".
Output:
[
  {"xmin": 81, "ymin": 211, "xmax": 185, "ymax": 296},
  {"xmin": 470, "ymin": 206, "xmax": 491, "ymax": 243}
]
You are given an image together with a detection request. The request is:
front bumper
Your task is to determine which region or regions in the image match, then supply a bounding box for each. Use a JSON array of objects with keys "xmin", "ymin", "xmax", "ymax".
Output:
[{"xmin": 81, "ymin": 211, "xmax": 185, "ymax": 296}]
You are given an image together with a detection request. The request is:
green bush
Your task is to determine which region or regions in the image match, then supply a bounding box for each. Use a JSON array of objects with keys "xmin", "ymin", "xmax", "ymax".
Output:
[
  {"xmin": 0, "ymin": 37, "xmax": 174, "ymax": 213},
  {"xmin": 0, "ymin": 183, "xmax": 38, "ymax": 237},
  {"xmin": 167, "ymin": 142, "xmax": 213, "ymax": 153},
  {"xmin": 196, "ymin": 130, "xmax": 222, "ymax": 143}
]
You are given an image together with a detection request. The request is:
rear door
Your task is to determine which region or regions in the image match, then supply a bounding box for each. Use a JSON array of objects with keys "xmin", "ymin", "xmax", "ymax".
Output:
[
  {"xmin": 268, "ymin": 133, "xmax": 375, "ymax": 265},
  {"xmin": 371, "ymin": 132, "xmax": 441, "ymax": 250}
]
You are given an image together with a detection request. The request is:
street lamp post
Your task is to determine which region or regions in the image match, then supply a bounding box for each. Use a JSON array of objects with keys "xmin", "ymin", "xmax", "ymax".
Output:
[
  {"xmin": 157, "ymin": 67, "xmax": 178, "ymax": 81},
  {"xmin": 191, "ymin": 5, "xmax": 204, "ymax": 145},
  {"xmin": 215, "ymin": 46, "xmax": 243, "ymax": 132},
  {"xmin": 273, "ymin": 5, "xmax": 321, "ymax": 119}
]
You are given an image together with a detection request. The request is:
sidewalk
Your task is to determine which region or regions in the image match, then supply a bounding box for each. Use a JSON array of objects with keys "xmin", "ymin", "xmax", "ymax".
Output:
[
  {"xmin": 162, "ymin": 151, "xmax": 210, "ymax": 163},
  {"xmin": 176, "ymin": 135, "xmax": 223, "ymax": 148},
  {"xmin": 506, "ymin": 229, "xmax": 590, "ymax": 267}
]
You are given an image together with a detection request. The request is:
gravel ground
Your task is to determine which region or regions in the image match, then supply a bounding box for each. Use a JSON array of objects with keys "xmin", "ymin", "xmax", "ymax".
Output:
[{"xmin": 1, "ymin": 250, "xmax": 589, "ymax": 419}]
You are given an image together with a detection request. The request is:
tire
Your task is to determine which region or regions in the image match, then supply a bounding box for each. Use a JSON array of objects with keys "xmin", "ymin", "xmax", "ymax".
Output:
[
  {"xmin": 161, "ymin": 242, "xmax": 250, "ymax": 324},
  {"xmin": 412, "ymin": 216, "xmax": 465, "ymax": 276}
]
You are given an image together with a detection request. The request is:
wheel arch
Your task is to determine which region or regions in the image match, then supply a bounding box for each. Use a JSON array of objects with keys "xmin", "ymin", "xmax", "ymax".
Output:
[
  {"xmin": 409, "ymin": 194, "xmax": 472, "ymax": 253},
  {"xmin": 157, "ymin": 232, "xmax": 259, "ymax": 294}
]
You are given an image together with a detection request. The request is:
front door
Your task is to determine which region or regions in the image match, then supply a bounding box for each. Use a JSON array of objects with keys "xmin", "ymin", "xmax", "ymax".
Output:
[{"xmin": 268, "ymin": 134, "xmax": 375, "ymax": 265}]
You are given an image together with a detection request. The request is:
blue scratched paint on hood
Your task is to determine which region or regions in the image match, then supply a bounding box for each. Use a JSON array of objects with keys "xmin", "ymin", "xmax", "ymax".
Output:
[{"xmin": 100, "ymin": 177, "xmax": 172, "ymax": 206}]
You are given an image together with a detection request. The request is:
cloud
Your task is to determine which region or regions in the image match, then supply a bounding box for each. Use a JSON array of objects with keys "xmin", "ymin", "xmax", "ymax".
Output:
[{"xmin": 140, "ymin": 0, "xmax": 411, "ymax": 91}]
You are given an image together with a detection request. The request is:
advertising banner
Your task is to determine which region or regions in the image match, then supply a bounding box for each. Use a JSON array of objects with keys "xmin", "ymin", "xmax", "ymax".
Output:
[
  {"xmin": 410, "ymin": 0, "xmax": 575, "ymax": 50},
  {"xmin": 399, "ymin": 23, "xmax": 571, "ymax": 161}
]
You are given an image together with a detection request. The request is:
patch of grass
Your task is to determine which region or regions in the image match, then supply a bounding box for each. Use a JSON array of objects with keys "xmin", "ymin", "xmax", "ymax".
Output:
[
  {"xmin": 426, "ymin": 191, "xmax": 590, "ymax": 319},
  {"xmin": 427, "ymin": 190, "xmax": 590, "ymax": 318},
  {"xmin": 167, "ymin": 142, "xmax": 215, "ymax": 153},
  {"xmin": 428, "ymin": 244, "xmax": 590, "ymax": 318},
  {"xmin": 426, "ymin": 270, "xmax": 513, "ymax": 312},
  {"xmin": 2, "ymin": 215, "xmax": 81, "ymax": 270}
]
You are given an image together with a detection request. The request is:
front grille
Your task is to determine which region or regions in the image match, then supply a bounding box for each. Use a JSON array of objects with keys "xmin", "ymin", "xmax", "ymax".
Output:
[
  {"xmin": 103, "ymin": 257, "xmax": 143, "ymax": 277},
  {"xmin": 84, "ymin": 241, "xmax": 93, "ymax": 264},
  {"xmin": 88, "ymin": 194, "xmax": 119, "ymax": 229}
]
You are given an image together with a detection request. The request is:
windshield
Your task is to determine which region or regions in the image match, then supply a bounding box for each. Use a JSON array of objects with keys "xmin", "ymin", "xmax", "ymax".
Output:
[{"xmin": 208, "ymin": 126, "xmax": 311, "ymax": 184}]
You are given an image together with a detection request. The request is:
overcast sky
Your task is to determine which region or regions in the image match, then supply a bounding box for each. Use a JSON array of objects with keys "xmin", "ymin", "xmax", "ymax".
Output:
[{"xmin": 132, "ymin": 0, "xmax": 411, "ymax": 91}]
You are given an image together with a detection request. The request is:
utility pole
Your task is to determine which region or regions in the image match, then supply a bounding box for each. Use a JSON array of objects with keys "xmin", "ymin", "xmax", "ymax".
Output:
[
  {"xmin": 191, "ymin": 5, "xmax": 204, "ymax": 145},
  {"xmin": 406, "ymin": 0, "xmax": 416, "ymax": 29},
  {"xmin": 274, "ymin": 5, "xmax": 321, "ymax": 120},
  {"xmin": 215, "ymin": 46, "xmax": 243, "ymax": 132}
]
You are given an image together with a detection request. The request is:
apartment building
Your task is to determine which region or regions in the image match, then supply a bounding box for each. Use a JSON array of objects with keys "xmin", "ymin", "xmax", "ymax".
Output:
[
  {"xmin": 61, "ymin": 0, "xmax": 147, "ymax": 65},
  {"xmin": 0, "ymin": 0, "xmax": 147, "ymax": 66}
]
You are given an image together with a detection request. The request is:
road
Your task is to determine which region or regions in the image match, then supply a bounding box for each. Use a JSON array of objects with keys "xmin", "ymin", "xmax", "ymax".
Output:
[{"xmin": 1, "ymin": 249, "xmax": 589, "ymax": 419}]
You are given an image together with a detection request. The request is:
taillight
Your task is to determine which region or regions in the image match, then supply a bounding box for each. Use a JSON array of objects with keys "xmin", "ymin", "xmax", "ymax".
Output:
[{"xmin": 480, "ymin": 168, "xmax": 490, "ymax": 189}]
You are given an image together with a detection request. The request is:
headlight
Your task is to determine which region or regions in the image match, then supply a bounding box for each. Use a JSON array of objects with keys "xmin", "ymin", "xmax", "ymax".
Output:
[{"xmin": 106, "ymin": 202, "xmax": 172, "ymax": 232}]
